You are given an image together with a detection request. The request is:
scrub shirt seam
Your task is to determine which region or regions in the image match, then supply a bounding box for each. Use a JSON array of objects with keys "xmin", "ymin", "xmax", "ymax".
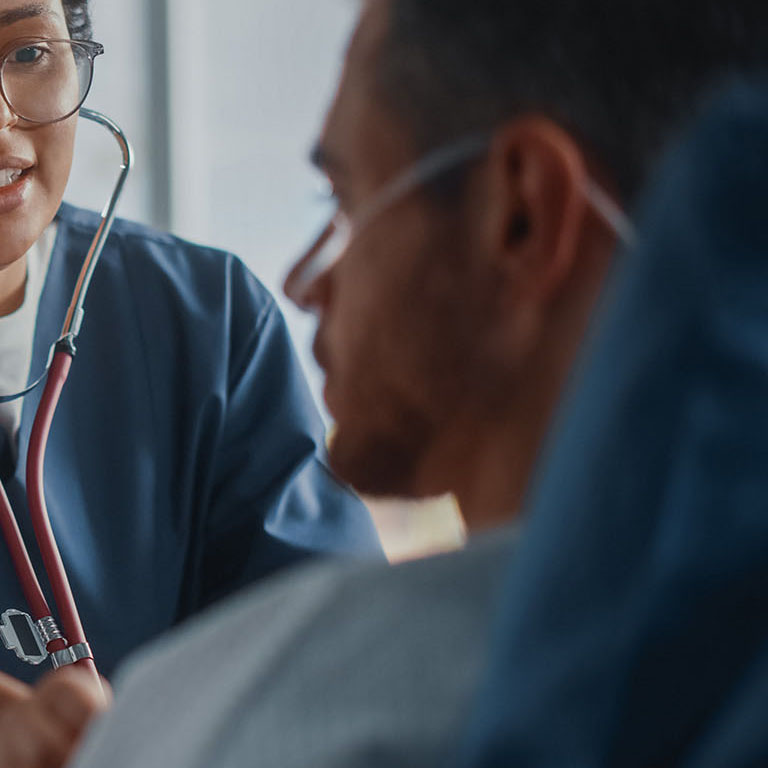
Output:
[
  {"xmin": 226, "ymin": 279, "xmax": 277, "ymax": 393},
  {"xmin": 205, "ymin": 273, "xmax": 274, "ymax": 522}
]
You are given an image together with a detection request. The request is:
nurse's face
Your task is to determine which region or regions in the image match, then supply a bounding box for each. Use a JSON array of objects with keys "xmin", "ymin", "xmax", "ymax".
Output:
[{"xmin": 0, "ymin": 0, "xmax": 77, "ymax": 267}]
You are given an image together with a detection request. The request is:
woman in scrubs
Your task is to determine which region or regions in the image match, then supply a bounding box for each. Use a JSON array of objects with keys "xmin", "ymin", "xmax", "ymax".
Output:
[{"xmin": 0, "ymin": 0, "xmax": 379, "ymax": 684}]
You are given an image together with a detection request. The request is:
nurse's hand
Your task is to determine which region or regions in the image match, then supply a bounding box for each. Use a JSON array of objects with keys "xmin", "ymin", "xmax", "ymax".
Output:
[{"xmin": 0, "ymin": 668, "xmax": 110, "ymax": 768}]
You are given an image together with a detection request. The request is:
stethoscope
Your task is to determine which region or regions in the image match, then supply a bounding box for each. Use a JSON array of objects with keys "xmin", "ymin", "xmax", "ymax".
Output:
[{"xmin": 0, "ymin": 108, "xmax": 132, "ymax": 686}]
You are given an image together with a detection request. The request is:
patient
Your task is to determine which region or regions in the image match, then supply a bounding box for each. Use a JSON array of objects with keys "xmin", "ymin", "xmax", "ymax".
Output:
[{"xmin": 4, "ymin": 0, "xmax": 768, "ymax": 766}]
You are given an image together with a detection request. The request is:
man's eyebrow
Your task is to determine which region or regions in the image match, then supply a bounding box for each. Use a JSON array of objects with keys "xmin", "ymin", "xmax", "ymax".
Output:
[{"xmin": 0, "ymin": 4, "xmax": 57, "ymax": 28}]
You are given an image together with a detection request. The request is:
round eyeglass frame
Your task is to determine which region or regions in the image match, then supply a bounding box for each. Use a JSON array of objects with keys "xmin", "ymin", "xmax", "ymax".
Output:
[{"xmin": 0, "ymin": 37, "xmax": 104, "ymax": 125}]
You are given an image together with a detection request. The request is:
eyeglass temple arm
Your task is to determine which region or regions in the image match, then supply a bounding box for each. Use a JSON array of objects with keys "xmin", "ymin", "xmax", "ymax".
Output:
[{"xmin": 60, "ymin": 108, "xmax": 134, "ymax": 340}]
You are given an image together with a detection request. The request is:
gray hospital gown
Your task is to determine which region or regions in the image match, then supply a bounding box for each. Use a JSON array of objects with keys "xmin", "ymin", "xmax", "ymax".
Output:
[{"xmin": 71, "ymin": 529, "xmax": 515, "ymax": 768}]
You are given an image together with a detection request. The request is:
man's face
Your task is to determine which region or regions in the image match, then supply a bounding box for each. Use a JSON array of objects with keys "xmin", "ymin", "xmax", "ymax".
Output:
[
  {"xmin": 292, "ymin": 1, "xmax": 507, "ymax": 498},
  {"xmin": 0, "ymin": 0, "xmax": 77, "ymax": 267}
]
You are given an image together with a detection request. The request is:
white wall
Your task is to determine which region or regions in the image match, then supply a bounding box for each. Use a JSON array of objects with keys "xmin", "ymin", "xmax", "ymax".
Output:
[
  {"xmin": 166, "ymin": 0, "xmax": 356, "ymax": 404},
  {"xmin": 65, "ymin": 0, "xmax": 154, "ymax": 224},
  {"xmin": 65, "ymin": 0, "xmax": 357, "ymax": 408}
]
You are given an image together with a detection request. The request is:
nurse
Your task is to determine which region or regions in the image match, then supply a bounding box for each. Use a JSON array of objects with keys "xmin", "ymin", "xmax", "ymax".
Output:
[{"xmin": 0, "ymin": 0, "xmax": 380, "ymax": 683}]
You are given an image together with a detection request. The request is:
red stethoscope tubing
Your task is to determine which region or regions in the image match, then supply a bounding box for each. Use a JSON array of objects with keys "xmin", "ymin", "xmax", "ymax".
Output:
[
  {"xmin": 0, "ymin": 347, "xmax": 98, "ymax": 682},
  {"xmin": 27, "ymin": 348, "xmax": 97, "ymax": 679},
  {"xmin": 0, "ymin": 483, "xmax": 51, "ymax": 621}
]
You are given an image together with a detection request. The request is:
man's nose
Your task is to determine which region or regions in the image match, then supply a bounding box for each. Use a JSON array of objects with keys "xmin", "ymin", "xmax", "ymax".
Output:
[
  {"xmin": 284, "ymin": 257, "xmax": 331, "ymax": 312},
  {"xmin": 284, "ymin": 224, "xmax": 335, "ymax": 311}
]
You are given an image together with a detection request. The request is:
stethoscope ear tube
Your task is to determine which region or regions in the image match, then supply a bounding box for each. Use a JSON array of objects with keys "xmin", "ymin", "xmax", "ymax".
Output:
[
  {"xmin": 0, "ymin": 110, "xmax": 132, "ymax": 688},
  {"xmin": 62, "ymin": 109, "xmax": 134, "ymax": 341}
]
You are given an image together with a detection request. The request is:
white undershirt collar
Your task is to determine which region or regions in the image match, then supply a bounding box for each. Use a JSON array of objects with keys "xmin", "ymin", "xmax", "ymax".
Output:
[{"xmin": 0, "ymin": 223, "xmax": 58, "ymax": 452}]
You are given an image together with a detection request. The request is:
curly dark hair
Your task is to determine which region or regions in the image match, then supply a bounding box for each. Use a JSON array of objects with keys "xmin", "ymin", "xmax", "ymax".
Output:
[{"xmin": 62, "ymin": 0, "xmax": 91, "ymax": 40}]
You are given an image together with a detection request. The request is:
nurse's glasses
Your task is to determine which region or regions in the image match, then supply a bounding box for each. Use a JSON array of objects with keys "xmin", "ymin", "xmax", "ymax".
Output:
[{"xmin": 0, "ymin": 37, "xmax": 103, "ymax": 124}]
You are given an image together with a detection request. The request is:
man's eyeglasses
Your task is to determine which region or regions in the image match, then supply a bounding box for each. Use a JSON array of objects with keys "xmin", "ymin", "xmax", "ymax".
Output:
[
  {"xmin": 285, "ymin": 132, "xmax": 635, "ymax": 308},
  {"xmin": 0, "ymin": 37, "xmax": 103, "ymax": 125},
  {"xmin": 285, "ymin": 134, "xmax": 491, "ymax": 306}
]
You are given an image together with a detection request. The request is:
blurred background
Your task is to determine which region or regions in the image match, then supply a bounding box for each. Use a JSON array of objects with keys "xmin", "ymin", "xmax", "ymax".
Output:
[{"xmin": 65, "ymin": 0, "xmax": 465, "ymax": 561}]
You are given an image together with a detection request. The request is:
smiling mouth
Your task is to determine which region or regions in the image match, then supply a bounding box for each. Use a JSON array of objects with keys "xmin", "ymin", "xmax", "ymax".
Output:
[{"xmin": 0, "ymin": 168, "xmax": 26, "ymax": 188}]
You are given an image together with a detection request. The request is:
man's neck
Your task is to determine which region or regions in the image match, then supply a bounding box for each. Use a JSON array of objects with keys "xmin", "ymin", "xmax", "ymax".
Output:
[
  {"xmin": 0, "ymin": 257, "xmax": 27, "ymax": 316},
  {"xmin": 419, "ymin": 398, "xmax": 557, "ymax": 532},
  {"xmin": 419, "ymin": 227, "xmax": 616, "ymax": 532},
  {"xmin": 452, "ymin": 430, "xmax": 534, "ymax": 531}
]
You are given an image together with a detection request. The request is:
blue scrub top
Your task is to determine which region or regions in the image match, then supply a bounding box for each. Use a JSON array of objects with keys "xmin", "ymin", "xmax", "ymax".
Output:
[{"xmin": 0, "ymin": 203, "xmax": 380, "ymax": 682}]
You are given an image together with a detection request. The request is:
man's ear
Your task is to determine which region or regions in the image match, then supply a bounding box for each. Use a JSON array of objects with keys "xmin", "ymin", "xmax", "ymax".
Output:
[{"xmin": 480, "ymin": 116, "xmax": 589, "ymax": 302}]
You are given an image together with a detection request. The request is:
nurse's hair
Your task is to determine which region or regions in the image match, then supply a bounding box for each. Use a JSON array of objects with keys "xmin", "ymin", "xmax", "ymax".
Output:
[
  {"xmin": 62, "ymin": 0, "xmax": 92, "ymax": 40},
  {"xmin": 375, "ymin": 0, "xmax": 768, "ymax": 201}
]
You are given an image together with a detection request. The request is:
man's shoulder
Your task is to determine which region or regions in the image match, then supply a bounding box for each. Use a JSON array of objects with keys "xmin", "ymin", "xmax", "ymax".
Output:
[
  {"xmin": 347, "ymin": 525, "xmax": 515, "ymax": 607},
  {"xmin": 77, "ymin": 529, "xmax": 515, "ymax": 768},
  {"xmin": 141, "ymin": 524, "xmax": 516, "ymax": 671}
]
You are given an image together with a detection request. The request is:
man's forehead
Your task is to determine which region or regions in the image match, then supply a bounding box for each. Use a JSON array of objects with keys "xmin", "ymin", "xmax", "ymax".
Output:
[
  {"xmin": 313, "ymin": 0, "xmax": 414, "ymax": 183},
  {"xmin": 347, "ymin": 0, "xmax": 390, "ymax": 70},
  {"xmin": 332, "ymin": 0, "xmax": 390, "ymax": 117}
]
